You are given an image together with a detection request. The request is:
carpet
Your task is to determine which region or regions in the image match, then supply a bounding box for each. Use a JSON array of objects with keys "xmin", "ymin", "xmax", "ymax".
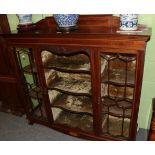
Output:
[{"xmin": 0, "ymin": 112, "xmax": 148, "ymax": 141}]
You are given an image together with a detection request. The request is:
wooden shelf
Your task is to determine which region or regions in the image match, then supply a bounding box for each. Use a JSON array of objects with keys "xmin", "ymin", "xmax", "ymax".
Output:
[
  {"xmin": 100, "ymin": 53, "xmax": 136, "ymax": 87},
  {"xmin": 42, "ymin": 51, "xmax": 90, "ymax": 73},
  {"xmin": 23, "ymin": 64, "xmax": 36, "ymax": 74},
  {"xmin": 101, "ymin": 97, "xmax": 132, "ymax": 118},
  {"xmin": 51, "ymin": 94, "xmax": 93, "ymax": 115},
  {"xmin": 102, "ymin": 115, "xmax": 130, "ymax": 138},
  {"xmin": 28, "ymin": 87, "xmax": 42, "ymax": 99},
  {"xmin": 48, "ymin": 77, "xmax": 92, "ymax": 96},
  {"xmin": 101, "ymin": 53, "xmax": 136, "ymax": 62},
  {"xmin": 102, "ymin": 96, "xmax": 132, "ymax": 107},
  {"xmin": 102, "ymin": 104, "xmax": 131, "ymax": 118},
  {"xmin": 44, "ymin": 58, "xmax": 90, "ymax": 74},
  {"xmin": 101, "ymin": 83, "xmax": 134, "ymax": 100},
  {"xmin": 54, "ymin": 110, "xmax": 93, "ymax": 132},
  {"xmin": 102, "ymin": 69, "xmax": 135, "ymax": 87}
]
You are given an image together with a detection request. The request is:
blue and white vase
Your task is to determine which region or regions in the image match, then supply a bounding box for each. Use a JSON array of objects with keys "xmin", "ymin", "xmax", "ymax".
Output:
[
  {"xmin": 53, "ymin": 14, "xmax": 79, "ymax": 28},
  {"xmin": 17, "ymin": 14, "xmax": 32, "ymax": 25},
  {"xmin": 120, "ymin": 14, "xmax": 138, "ymax": 31}
]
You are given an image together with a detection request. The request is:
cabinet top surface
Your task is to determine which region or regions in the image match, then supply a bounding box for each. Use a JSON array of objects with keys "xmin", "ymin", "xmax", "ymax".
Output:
[{"xmin": 0, "ymin": 15, "xmax": 151, "ymax": 43}]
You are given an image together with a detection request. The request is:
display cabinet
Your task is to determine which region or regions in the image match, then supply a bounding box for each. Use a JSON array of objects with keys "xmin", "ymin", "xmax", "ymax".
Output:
[{"xmin": 1, "ymin": 15, "xmax": 151, "ymax": 140}]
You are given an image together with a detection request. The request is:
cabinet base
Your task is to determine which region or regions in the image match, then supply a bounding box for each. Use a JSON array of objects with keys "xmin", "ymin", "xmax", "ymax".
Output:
[{"xmin": 27, "ymin": 116, "xmax": 134, "ymax": 141}]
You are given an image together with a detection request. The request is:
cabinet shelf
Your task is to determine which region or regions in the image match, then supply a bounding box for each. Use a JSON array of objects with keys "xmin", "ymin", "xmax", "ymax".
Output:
[
  {"xmin": 23, "ymin": 64, "xmax": 36, "ymax": 74},
  {"xmin": 102, "ymin": 104, "xmax": 131, "ymax": 118},
  {"xmin": 101, "ymin": 83, "xmax": 134, "ymax": 100},
  {"xmin": 102, "ymin": 96, "xmax": 132, "ymax": 108},
  {"xmin": 48, "ymin": 77, "xmax": 91, "ymax": 96},
  {"xmin": 44, "ymin": 61, "xmax": 90, "ymax": 74},
  {"xmin": 54, "ymin": 110, "xmax": 93, "ymax": 132},
  {"xmin": 101, "ymin": 96, "xmax": 132, "ymax": 109},
  {"xmin": 102, "ymin": 69, "xmax": 135, "ymax": 87},
  {"xmin": 102, "ymin": 97, "xmax": 132, "ymax": 118},
  {"xmin": 42, "ymin": 51, "xmax": 91, "ymax": 73},
  {"xmin": 102, "ymin": 115, "xmax": 130, "ymax": 138},
  {"xmin": 28, "ymin": 86, "xmax": 42, "ymax": 99},
  {"xmin": 23, "ymin": 54, "xmax": 91, "ymax": 74},
  {"xmin": 102, "ymin": 80, "xmax": 135, "ymax": 87},
  {"xmin": 51, "ymin": 94, "xmax": 92, "ymax": 115}
]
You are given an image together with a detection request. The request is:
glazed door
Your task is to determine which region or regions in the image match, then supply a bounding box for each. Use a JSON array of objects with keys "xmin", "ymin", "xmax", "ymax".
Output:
[
  {"xmin": 14, "ymin": 47, "xmax": 49, "ymax": 121},
  {"xmin": 97, "ymin": 49, "xmax": 140, "ymax": 140},
  {"xmin": 37, "ymin": 46, "xmax": 95, "ymax": 134}
]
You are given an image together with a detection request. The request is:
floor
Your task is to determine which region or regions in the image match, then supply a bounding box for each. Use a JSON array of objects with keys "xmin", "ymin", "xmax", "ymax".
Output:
[{"xmin": 0, "ymin": 112, "xmax": 149, "ymax": 141}]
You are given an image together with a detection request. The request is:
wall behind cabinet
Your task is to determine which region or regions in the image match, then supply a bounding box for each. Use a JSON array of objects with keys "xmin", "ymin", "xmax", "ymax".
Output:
[{"xmin": 6, "ymin": 14, "xmax": 155, "ymax": 130}]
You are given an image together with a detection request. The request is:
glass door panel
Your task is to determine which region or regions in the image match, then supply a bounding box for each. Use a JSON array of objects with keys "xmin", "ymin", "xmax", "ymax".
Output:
[
  {"xmin": 100, "ymin": 52, "xmax": 136, "ymax": 139},
  {"xmin": 16, "ymin": 48, "xmax": 47, "ymax": 120},
  {"xmin": 41, "ymin": 49, "xmax": 93, "ymax": 132}
]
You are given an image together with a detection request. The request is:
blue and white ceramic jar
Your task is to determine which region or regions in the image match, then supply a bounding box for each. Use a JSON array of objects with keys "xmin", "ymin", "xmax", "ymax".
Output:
[
  {"xmin": 17, "ymin": 14, "xmax": 32, "ymax": 25},
  {"xmin": 53, "ymin": 14, "xmax": 79, "ymax": 28},
  {"xmin": 120, "ymin": 14, "xmax": 138, "ymax": 31}
]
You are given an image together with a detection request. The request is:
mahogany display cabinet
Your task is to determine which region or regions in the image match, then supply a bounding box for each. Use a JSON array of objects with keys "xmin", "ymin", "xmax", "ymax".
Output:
[{"xmin": 0, "ymin": 15, "xmax": 151, "ymax": 140}]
